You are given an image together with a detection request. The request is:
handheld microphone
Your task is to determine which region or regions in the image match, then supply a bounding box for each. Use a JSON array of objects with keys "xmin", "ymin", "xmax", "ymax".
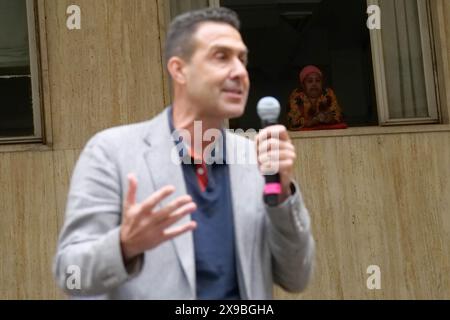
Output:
[{"xmin": 257, "ymin": 97, "xmax": 281, "ymax": 207}]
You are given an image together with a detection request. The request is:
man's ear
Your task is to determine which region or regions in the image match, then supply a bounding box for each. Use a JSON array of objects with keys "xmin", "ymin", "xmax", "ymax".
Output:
[{"xmin": 167, "ymin": 57, "xmax": 187, "ymax": 85}]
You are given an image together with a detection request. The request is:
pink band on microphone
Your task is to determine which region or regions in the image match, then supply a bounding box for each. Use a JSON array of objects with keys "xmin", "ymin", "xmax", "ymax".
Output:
[{"xmin": 264, "ymin": 183, "xmax": 282, "ymax": 195}]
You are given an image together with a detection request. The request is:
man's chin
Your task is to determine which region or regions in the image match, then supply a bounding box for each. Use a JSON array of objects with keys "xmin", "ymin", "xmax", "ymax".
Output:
[{"xmin": 222, "ymin": 105, "xmax": 246, "ymax": 120}]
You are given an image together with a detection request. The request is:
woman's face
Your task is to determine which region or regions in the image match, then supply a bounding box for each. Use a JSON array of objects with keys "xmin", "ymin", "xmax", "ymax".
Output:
[{"xmin": 303, "ymin": 73, "xmax": 323, "ymax": 99}]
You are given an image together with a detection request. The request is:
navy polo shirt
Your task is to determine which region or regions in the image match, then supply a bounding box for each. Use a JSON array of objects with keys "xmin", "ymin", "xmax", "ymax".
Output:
[{"xmin": 168, "ymin": 107, "xmax": 241, "ymax": 300}]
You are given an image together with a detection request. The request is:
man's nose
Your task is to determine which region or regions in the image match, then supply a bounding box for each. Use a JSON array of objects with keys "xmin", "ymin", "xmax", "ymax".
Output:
[{"xmin": 230, "ymin": 57, "xmax": 248, "ymax": 79}]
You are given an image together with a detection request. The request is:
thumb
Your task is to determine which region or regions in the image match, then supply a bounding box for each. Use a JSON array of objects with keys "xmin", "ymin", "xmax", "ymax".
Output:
[{"xmin": 125, "ymin": 173, "xmax": 138, "ymax": 208}]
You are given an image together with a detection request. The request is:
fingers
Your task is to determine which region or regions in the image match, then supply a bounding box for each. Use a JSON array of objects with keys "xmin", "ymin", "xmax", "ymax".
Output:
[
  {"xmin": 258, "ymin": 149, "xmax": 296, "ymax": 166},
  {"xmin": 162, "ymin": 221, "xmax": 197, "ymax": 241},
  {"xmin": 158, "ymin": 202, "xmax": 197, "ymax": 230},
  {"xmin": 256, "ymin": 125, "xmax": 291, "ymax": 144},
  {"xmin": 140, "ymin": 185, "xmax": 176, "ymax": 214},
  {"xmin": 125, "ymin": 173, "xmax": 138, "ymax": 207},
  {"xmin": 257, "ymin": 138, "xmax": 295, "ymax": 155},
  {"xmin": 121, "ymin": 183, "xmax": 199, "ymax": 256},
  {"xmin": 260, "ymin": 159, "xmax": 295, "ymax": 172},
  {"xmin": 153, "ymin": 195, "xmax": 196, "ymax": 224},
  {"xmin": 256, "ymin": 126, "xmax": 296, "ymax": 177}
]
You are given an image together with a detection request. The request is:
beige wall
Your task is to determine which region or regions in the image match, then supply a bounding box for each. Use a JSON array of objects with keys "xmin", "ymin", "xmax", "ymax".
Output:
[
  {"xmin": 276, "ymin": 131, "xmax": 450, "ymax": 299},
  {"xmin": 0, "ymin": 0, "xmax": 449, "ymax": 299},
  {"xmin": 0, "ymin": 0, "xmax": 166, "ymax": 299}
]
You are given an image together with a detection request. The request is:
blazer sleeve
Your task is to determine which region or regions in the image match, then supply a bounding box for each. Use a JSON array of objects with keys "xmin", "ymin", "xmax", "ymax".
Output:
[
  {"xmin": 265, "ymin": 180, "xmax": 315, "ymax": 293},
  {"xmin": 53, "ymin": 133, "xmax": 143, "ymax": 296}
]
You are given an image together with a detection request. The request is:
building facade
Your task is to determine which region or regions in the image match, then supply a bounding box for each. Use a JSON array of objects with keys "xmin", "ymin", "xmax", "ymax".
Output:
[{"xmin": 1, "ymin": 0, "xmax": 449, "ymax": 299}]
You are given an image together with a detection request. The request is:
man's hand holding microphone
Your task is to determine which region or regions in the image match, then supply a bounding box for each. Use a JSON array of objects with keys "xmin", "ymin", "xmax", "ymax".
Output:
[{"xmin": 256, "ymin": 97, "xmax": 297, "ymax": 206}]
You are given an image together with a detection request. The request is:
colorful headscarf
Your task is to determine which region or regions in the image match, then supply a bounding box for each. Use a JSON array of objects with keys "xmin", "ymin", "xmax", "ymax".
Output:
[{"xmin": 299, "ymin": 65, "xmax": 323, "ymax": 84}]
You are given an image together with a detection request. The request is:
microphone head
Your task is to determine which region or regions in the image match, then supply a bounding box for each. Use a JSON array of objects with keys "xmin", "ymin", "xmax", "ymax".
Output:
[{"xmin": 257, "ymin": 97, "xmax": 281, "ymax": 123}]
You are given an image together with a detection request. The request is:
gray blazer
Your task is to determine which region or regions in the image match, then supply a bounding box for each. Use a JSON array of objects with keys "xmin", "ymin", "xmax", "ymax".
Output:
[{"xmin": 53, "ymin": 108, "xmax": 315, "ymax": 299}]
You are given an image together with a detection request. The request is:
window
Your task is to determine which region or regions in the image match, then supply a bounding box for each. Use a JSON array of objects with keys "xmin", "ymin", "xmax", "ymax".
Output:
[
  {"xmin": 220, "ymin": 0, "xmax": 441, "ymax": 130},
  {"xmin": 0, "ymin": 0, "xmax": 42, "ymax": 143}
]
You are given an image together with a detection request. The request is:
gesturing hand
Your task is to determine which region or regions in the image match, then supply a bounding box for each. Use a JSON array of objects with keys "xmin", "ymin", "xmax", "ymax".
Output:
[{"xmin": 120, "ymin": 174, "xmax": 197, "ymax": 262}]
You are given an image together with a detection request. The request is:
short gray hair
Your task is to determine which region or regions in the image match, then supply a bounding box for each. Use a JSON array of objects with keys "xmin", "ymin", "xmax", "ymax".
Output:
[{"xmin": 164, "ymin": 7, "xmax": 241, "ymax": 68}]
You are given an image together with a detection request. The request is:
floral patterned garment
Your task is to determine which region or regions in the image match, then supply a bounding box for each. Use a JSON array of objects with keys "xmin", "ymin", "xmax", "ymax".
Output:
[{"xmin": 287, "ymin": 87, "xmax": 344, "ymax": 130}]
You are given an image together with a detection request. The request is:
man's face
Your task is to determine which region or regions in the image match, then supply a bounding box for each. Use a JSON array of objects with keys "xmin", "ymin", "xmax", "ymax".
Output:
[
  {"xmin": 183, "ymin": 22, "xmax": 250, "ymax": 120},
  {"xmin": 303, "ymin": 73, "xmax": 323, "ymax": 99}
]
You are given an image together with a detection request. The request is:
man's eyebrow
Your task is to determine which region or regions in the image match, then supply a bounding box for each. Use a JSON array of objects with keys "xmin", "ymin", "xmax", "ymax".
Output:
[{"xmin": 209, "ymin": 45, "xmax": 249, "ymax": 54}]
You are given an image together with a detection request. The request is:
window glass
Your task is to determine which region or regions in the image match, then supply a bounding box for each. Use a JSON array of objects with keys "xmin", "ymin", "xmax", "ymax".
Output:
[{"xmin": 0, "ymin": 0, "xmax": 34, "ymax": 138}]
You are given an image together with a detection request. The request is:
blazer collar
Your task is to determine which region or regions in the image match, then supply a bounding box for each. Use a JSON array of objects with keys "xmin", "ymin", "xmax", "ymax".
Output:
[{"xmin": 225, "ymin": 131, "xmax": 258, "ymax": 299}]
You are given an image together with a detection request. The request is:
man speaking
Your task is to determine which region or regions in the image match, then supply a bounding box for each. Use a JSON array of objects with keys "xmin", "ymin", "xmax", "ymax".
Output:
[{"xmin": 53, "ymin": 7, "xmax": 315, "ymax": 300}]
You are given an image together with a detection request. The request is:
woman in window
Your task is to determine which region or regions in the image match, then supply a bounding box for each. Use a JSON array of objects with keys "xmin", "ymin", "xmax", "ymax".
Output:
[{"xmin": 287, "ymin": 65, "xmax": 347, "ymax": 131}]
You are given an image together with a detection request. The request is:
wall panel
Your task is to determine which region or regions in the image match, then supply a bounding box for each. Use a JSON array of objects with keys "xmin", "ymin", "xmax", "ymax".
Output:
[
  {"xmin": 0, "ymin": 152, "xmax": 59, "ymax": 299},
  {"xmin": 275, "ymin": 132, "xmax": 450, "ymax": 299},
  {"xmin": 44, "ymin": 0, "xmax": 165, "ymax": 150}
]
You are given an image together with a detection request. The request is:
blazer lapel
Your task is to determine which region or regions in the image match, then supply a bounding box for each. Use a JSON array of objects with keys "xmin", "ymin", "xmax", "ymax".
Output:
[
  {"xmin": 143, "ymin": 110, "xmax": 196, "ymax": 296},
  {"xmin": 226, "ymin": 132, "xmax": 258, "ymax": 300}
]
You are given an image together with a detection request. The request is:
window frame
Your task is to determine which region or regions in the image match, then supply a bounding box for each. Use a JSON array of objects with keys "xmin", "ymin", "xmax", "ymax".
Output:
[
  {"xmin": 0, "ymin": 0, "xmax": 45, "ymax": 145},
  {"xmin": 368, "ymin": 0, "xmax": 441, "ymax": 126}
]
